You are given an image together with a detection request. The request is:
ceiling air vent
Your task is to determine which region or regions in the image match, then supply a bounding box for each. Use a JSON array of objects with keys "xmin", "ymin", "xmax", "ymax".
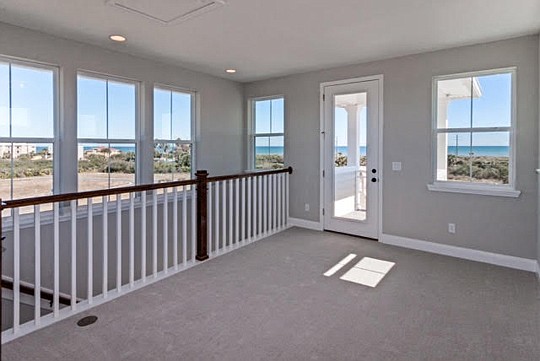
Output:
[{"xmin": 106, "ymin": 0, "xmax": 226, "ymax": 25}]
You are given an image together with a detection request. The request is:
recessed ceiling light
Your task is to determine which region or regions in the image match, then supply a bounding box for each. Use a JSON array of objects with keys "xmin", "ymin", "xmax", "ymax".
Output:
[
  {"xmin": 109, "ymin": 35, "xmax": 127, "ymax": 42},
  {"xmin": 225, "ymin": 69, "xmax": 237, "ymax": 74}
]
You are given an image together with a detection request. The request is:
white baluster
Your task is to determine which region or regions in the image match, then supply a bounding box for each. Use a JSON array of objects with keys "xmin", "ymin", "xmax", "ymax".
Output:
[
  {"xmin": 173, "ymin": 187, "xmax": 179, "ymax": 270},
  {"xmin": 285, "ymin": 173, "xmax": 290, "ymax": 224},
  {"xmin": 229, "ymin": 179, "xmax": 233, "ymax": 246},
  {"xmin": 103, "ymin": 196, "xmax": 108, "ymax": 296},
  {"xmin": 241, "ymin": 178, "xmax": 245, "ymax": 243},
  {"xmin": 34, "ymin": 205, "xmax": 41, "ymax": 326},
  {"xmin": 129, "ymin": 193, "xmax": 135, "ymax": 287},
  {"xmin": 273, "ymin": 174, "xmax": 277, "ymax": 232},
  {"xmin": 269, "ymin": 174, "xmax": 274, "ymax": 232},
  {"xmin": 152, "ymin": 190, "xmax": 158, "ymax": 276},
  {"xmin": 215, "ymin": 182, "xmax": 220, "ymax": 252},
  {"xmin": 275, "ymin": 173, "xmax": 281, "ymax": 231},
  {"xmin": 191, "ymin": 186, "xmax": 196, "ymax": 262},
  {"xmin": 54, "ymin": 203, "xmax": 61, "ymax": 314},
  {"xmin": 235, "ymin": 178, "xmax": 239, "ymax": 245},
  {"xmin": 208, "ymin": 182, "xmax": 213, "ymax": 254},
  {"xmin": 116, "ymin": 196, "xmax": 122, "ymax": 291},
  {"xmin": 182, "ymin": 187, "xmax": 187, "ymax": 265},
  {"xmin": 263, "ymin": 175, "xmax": 267, "ymax": 235},
  {"xmin": 247, "ymin": 177, "xmax": 252, "ymax": 242},
  {"xmin": 258, "ymin": 176, "xmax": 262, "ymax": 239},
  {"xmin": 141, "ymin": 191, "xmax": 147, "ymax": 281},
  {"xmin": 70, "ymin": 200, "xmax": 77, "ymax": 310},
  {"xmin": 222, "ymin": 181, "xmax": 226, "ymax": 249},
  {"xmin": 163, "ymin": 188, "xmax": 168, "ymax": 273},
  {"xmin": 86, "ymin": 199, "xmax": 93, "ymax": 306},
  {"xmin": 13, "ymin": 208, "xmax": 20, "ymax": 333}
]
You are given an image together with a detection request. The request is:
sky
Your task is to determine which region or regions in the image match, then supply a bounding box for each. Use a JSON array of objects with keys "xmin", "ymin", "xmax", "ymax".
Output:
[
  {"xmin": 332, "ymin": 72, "xmax": 511, "ymax": 149},
  {"xmin": 1, "ymin": 64, "xmax": 511, "ymax": 150},
  {"xmin": 254, "ymin": 97, "xmax": 284, "ymax": 147},
  {"xmin": 0, "ymin": 63, "xmax": 192, "ymax": 144},
  {"xmin": 0, "ymin": 62, "xmax": 54, "ymax": 139}
]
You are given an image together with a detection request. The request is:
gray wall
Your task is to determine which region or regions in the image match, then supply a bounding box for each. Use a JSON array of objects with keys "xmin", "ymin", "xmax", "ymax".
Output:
[
  {"xmin": 244, "ymin": 35, "xmax": 539, "ymax": 259},
  {"xmin": 0, "ymin": 22, "xmax": 244, "ymax": 188}
]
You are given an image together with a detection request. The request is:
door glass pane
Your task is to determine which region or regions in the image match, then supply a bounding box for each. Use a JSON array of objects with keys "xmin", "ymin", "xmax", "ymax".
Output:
[{"xmin": 333, "ymin": 92, "xmax": 367, "ymax": 221}]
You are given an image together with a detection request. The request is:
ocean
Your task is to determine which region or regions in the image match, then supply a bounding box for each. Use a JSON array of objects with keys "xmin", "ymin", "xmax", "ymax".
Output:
[
  {"xmin": 37, "ymin": 145, "xmax": 508, "ymax": 157},
  {"xmin": 256, "ymin": 146, "xmax": 509, "ymax": 157}
]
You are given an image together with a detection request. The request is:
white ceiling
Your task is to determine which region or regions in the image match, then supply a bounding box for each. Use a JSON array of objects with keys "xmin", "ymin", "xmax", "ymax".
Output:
[{"xmin": 0, "ymin": 0, "xmax": 539, "ymax": 82}]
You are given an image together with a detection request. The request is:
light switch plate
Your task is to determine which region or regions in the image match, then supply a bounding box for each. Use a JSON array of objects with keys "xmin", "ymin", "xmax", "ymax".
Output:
[{"xmin": 392, "ymin": 162, "xmax": 402, "ymax": 171}]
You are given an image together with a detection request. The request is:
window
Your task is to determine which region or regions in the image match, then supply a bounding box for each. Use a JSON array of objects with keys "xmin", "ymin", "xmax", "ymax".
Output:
[
  {"xmin": 77, "ymin": 73, "xmax": 138, "ymax": 191},
  {"xmin": 250, "ymin": 96, "xmax": 284, "ymax": 169},
  {"xmin": 0, "ymin": 59, "xmax": 57, "ymax": 202},
  {"xmin": 430, "ymin": 68, "xmax": 518, "ymax": 196},
  {"xmin": 153, "ymin": 86, "xmax": 194, "ymax": 182}
]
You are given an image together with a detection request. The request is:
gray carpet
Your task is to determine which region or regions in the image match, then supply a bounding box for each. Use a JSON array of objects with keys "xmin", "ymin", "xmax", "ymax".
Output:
[{"xmin": 2, "ymin": 227, "xmax": 540, "ymax": 361}]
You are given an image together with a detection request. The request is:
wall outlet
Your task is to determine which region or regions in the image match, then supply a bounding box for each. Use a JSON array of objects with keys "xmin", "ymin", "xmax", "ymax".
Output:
[
  {"xmin": 304, "ymin": 203, "xmax": 310, "ymax": 212},
  {"xmin": 448, "ymin": 223, "xmax": 456, "ymax": 234},
  {"xmin": 392, "ymin": 162, "xmax": 402, "ymax": 171}
]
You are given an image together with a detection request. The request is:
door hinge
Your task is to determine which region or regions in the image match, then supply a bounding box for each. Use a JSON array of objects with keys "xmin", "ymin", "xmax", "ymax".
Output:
[
  {"xmin": 322, "ymin": 93, "xmax": 325, "ymax": 101},
  {"xmin": 322, "ymin": 170, "xmax": 325, "ymax": 177},
  {"xmin": 322, "ymin": 208, "xmax": 325, "ymax": 216}
]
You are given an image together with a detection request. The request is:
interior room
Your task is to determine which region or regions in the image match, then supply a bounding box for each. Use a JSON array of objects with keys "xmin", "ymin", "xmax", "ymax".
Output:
[{"xmin": 0, "ymin": 1, "xmax": 539, "ymax": 360}]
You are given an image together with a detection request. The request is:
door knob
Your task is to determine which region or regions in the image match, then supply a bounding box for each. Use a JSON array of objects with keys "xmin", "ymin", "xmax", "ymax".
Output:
[
  {"xmin": 371, "ymin": 169, "xmax": 377, "ymax": 174},
  {"xmin": 371, "ymin": 177, "xmax": 377, "ymax": 183}
]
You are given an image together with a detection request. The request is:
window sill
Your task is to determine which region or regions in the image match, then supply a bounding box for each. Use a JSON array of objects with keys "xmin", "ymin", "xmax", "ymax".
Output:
[{"xmin": 427, "ymin": 182, "xmax": 521, "ymax": 198}]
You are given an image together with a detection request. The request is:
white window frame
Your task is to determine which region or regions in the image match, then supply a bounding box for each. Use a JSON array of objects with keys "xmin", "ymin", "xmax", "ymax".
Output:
[
  {"xmin": 428, "ymin": 67, "xmax": 520, "ymax": 198},
  {"xmin": 152, "ymin": 84, "xmax": 197, "ymax": 181},
  {"xmin": 76, "ymin": 70, "xmax": 141, "ymax": 189},
  {"xmin": 0, "ymin": 55, "xmax": 60, "ymax": 200},
  {"xmin": 248, "ymin": 95, "xmax": 285, "ymax": 170}
]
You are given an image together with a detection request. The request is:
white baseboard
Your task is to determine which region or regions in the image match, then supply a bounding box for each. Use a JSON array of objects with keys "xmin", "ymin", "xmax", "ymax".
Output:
[
  {"xmin": 288, "ymin": 217, "xmax": 323, "ymax": 231},
  {"xmin": 380, "ymin": 233, "xmax": 538, "ymax": 273}
]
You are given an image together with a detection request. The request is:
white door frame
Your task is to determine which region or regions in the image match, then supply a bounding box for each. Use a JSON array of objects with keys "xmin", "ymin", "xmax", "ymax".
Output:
[{"xmin": 319, "ymin": 75, "xmax": 384, "ymax": 239}]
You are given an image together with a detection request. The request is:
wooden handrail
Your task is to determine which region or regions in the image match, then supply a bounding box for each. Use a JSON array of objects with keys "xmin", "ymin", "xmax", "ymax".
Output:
[
  {"xmin": 0, "ymin": 167, "xmax": 292, "ymax": 210},
  {"xmin": 207, "ymin": 166, "xmax": 293, "ymax": 183},
  {"xmin": 1, "ymin": 277, "xmax": 73, "ymax": 307},
  {"xmin": 0, "ymin": 178, "xmax": 197, "ymax": 210}
]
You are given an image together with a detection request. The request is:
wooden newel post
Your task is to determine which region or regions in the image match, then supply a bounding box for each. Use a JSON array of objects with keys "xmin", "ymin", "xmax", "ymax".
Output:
[{"xmin": 195, "ymin": 170, "xmax": 209, "ymax": 261}]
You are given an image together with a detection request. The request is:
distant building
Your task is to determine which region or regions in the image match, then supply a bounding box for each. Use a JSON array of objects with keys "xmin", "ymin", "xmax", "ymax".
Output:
[
  {"xmin": 83, "ymin": 146, "xmax": 122, "ymax": 158},
  {"xmin": 0, "ymin": 143, "xmax": 37, "ymax": 159}
]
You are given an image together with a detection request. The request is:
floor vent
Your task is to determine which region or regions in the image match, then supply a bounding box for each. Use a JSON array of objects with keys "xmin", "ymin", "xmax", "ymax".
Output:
[{"xmin": 77, "ymin": 315, "xmax": 98, "ymax": 327}]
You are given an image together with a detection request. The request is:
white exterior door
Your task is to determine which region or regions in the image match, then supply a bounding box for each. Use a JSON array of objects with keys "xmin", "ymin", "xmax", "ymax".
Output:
[{"xmin": 322, "ymin": 78, "xmax": 381, "ymax": 239}]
